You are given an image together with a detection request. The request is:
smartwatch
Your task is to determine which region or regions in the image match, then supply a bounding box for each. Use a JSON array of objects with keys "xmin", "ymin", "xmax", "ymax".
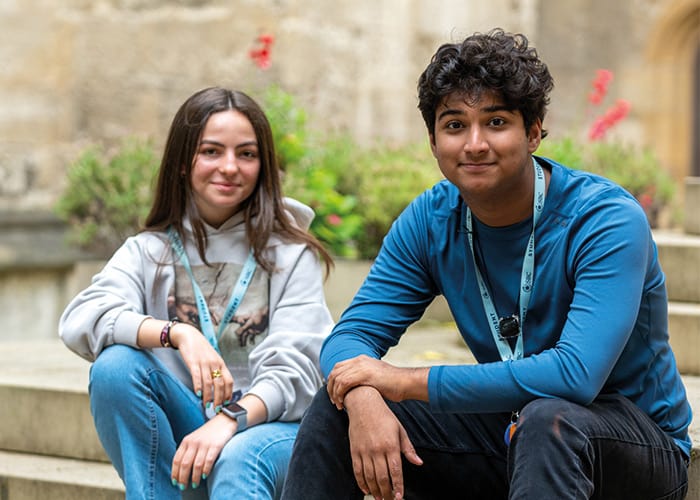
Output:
[{"xmin": 221, "ymin": 401, "xmax": 248, "ymax": 432}]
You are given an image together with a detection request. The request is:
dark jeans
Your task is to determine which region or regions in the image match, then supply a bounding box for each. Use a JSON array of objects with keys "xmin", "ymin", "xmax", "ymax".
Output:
[{"xmin": 281, "ymin": 389, "xmax": 688, "ymax": 499}]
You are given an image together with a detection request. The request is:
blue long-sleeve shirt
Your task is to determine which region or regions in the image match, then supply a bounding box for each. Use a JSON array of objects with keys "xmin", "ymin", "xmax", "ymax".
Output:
[{"xmin": 321, "ymin": 157, "xmax": 692, "ymax": 456}]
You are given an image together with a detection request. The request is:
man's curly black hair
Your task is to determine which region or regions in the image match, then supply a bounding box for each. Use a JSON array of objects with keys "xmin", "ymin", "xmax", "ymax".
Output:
[{"xmin": 417, "ymin": 28, "xmax": 554, "ymax": 138}]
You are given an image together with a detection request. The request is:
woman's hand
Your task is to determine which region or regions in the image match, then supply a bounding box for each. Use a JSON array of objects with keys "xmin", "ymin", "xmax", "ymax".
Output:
[
  {"xmin": 170, "ymin": 414, "xmax": 238, "ymax": 490},
  {"xmin": 170, "ymin": 322, "xmax": 234, "ymax": 410},
  {"xmin": 136, "ymin": 318, "xmax": 234, "ymax": 409}
]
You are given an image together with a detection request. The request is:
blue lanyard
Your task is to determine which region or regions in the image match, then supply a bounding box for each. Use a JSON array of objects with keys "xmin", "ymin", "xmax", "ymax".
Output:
[
  {"xmin": 167, "ymin": 227, "xmax": 257, "ymax": 353},
  {"xmin": 465, "ymin": 158, "xmax": 545, "ymax": 361}
]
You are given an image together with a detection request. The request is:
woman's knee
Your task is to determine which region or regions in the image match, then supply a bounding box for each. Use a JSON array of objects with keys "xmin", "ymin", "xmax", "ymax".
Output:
[
  {"xmin": 218, "ymin": 422, "xmax": 298, "ymax": 465},
  {"xmin": 211, "ymin": 423, "xmax": 298, "ymax": 497},
  {"xmin": 89, "ymin": 345, "xmax": 150, "ymax": 402}
]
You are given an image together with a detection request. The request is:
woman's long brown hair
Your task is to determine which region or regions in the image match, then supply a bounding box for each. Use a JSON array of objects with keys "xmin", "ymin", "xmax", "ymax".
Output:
[{"xmin": 143, "ymin": 87, "xmax": 332, "ymax": 276}]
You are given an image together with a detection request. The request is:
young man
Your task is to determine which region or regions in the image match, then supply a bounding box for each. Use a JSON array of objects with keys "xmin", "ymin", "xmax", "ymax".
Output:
[{"xmin": 281, "ymin": 29, "xmax": 692, "ymax": 499}]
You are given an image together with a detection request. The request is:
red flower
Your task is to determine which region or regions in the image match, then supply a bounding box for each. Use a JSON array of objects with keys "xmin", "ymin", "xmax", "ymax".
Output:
[
  {"xmin": 250, "ymin": 48, "xmax": 271, "ymax": 69},
  {"xmin": 588, "ymin": 99, "xmax": 631, "ymax": 141},
  {"xmin": 588, "ymin": 69, "xmax": 613, "ymax": 106},
  {"xmin": 326, "ymin": 214, "xmax": 342, "ymax": 226},
  {"xmin": 249, "ymin": 33, "xmax": 275, "ymax": 70},
  {"xmin": 258, "ymin": 34, "xmax": 275, "ymax": 46},
  {"xmin": 638, "ymin": 193, "xmax": 654, "ymax": 210}
]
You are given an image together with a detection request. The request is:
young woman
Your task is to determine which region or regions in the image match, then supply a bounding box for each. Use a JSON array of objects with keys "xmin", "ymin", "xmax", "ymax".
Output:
[{"xmin": 60, "ymin": 87, "xmax": 335, "ymax": 499}]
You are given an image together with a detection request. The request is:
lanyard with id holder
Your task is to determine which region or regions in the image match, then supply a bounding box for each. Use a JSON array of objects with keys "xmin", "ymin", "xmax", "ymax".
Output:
[
  {"xmin": 167, "ymin": 226, "xmax": 257, "ymax": 354},
  {"xmin": 465, "ymin": 157, "xmax": 545, "ymax": 446}
]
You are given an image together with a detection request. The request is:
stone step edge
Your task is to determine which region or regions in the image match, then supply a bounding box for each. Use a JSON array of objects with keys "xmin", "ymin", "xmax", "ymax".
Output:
[
  {"xmin": 0, "ymin": 383, "xmax": 108, "ymax": 463},
  {"xmin": 654, "ymin": 230, "xmax": 700, "ymax": 246},
  {"xmin": 0, "ymin": 449, "xmax": 123, "ymax": 492},
  {"xmin": 0, "ymin": 447, "xmax": 695, "ymax": 499},
  {"xmin": 669, "ymin": 301, "xmax": 700, "ymax": 315}
]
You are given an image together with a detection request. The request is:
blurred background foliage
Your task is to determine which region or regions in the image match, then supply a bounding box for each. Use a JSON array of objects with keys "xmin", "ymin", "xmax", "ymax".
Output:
[
  {"xmin": 54, "ymin": 138, "xmax": 159, "ymax": 257},
  {"xmin": 535, "ymin": 68, "xmax": 676, "ymax": 227},
  {"xmin": 55, "ymin": 43, "xmax": 673, "ymax": 259},
  {"xmin": 536, "ymin": 137, "xmax": 675, "ymax": 227},
  {"xmin": 55, "ymin": 83, "xmax": 674, "ymax": 259},
  {"xmin": 55, "ymin": 86, "xmax": 440, "ymax": 260}
]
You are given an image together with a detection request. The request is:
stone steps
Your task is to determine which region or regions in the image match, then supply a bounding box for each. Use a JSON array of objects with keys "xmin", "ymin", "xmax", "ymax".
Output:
[
  {"xmin": 0, "ymin": 346, "xmax": 105, "ymax": 462},
  {"xmin": 669, "ymin": 301, "xmax": 700, "ymax": 376},
  {"xmin": 655, "ymin": 231, "xmax": 700, "ymax": 304},
  {"xmin": 0, "ymin": 340, "xmax": 121, "ymax": 499},
  {"xmin": 656, "ymin": 230, "xmax": 700, "ymax": 377},
  {"xmin": 0, "ymin": 228, "xmax": 697, "ymax": 498},
  {"xmin": 0, "ymin": 336, "xmax": 697, "ymax": 499},
  {"xmin": 0, "ymin": 450, "xmax": 123, "ymax": 500}
]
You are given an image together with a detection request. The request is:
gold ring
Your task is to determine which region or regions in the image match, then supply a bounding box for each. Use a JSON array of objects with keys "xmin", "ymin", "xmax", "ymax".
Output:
[{"xmin": 211, "ymin": 368, "xmax": 222, "ymax": 379}]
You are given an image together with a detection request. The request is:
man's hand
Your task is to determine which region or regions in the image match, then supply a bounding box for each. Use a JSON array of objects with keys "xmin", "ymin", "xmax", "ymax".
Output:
[
  {"xmin": 344, "ymin": 386, "xmax": 423, "ymax": 500},
  {"xmin": 327, "ymin": 355, "xmax": 429, "ymax": 410}
]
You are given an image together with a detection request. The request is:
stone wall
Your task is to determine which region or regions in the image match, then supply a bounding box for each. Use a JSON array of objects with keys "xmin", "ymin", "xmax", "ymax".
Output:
[{"xmin": 1, "ymin": 0, "xmax": 698, "ymax": 214}]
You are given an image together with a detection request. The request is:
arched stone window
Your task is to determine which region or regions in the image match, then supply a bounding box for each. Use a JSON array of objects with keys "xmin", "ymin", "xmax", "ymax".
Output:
[{"xmin": 646, "ymin": 1, "xmax": 700, "ymax": 182}]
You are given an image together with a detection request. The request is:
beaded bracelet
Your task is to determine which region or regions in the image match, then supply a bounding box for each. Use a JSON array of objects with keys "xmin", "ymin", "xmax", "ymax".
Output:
[{"xmin": 160, "ymin": 318, "xmax": 180, "ymax": 349}]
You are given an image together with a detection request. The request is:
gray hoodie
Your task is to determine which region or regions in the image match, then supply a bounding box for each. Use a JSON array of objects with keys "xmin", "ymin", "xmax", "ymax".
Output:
[{"xmin": 59, "ymin": 198, "xmax": 334, "ymax": 421}]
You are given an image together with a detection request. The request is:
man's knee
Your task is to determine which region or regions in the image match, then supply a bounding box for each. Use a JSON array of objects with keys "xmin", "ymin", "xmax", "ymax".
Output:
[
  {"xmin": 302, "ymin": 386, "xmax": 347, "ymax": 430},
  {"xmin": 515, "ymin": 397, "xmax": 587, "ymax": 442}
]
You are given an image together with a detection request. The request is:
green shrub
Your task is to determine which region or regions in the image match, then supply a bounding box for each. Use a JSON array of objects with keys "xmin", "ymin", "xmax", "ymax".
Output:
[
  {"xmin": 536, "ymin": 136, "xmax": 675, "ymax": 226},
  {"xmin": 55, "ymin": 137, "xmax": 159, "ymax": 256},
  {"xmin": 345, "ymin": 141, "xmax": 442, "ymax": 259},
  {"xmin": 534, "ymin": 70, "xmax": 677, "ymax": 228},
  {"xmin": 261, "ymin": 84, "xmax": 309, "ymax": 172},
  {"xmin": 281, "ymin": 133, "xmax": 442, "ymax": 259},
  {"xmin": 262, "ymin": 87, "xmax": 366, "ymax": 257},
  {"xmin": 282, "ymin": 135, "xmax": 365, "ymax": 258}
]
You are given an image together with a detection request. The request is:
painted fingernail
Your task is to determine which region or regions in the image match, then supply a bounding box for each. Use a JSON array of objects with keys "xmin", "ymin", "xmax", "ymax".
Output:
[
  {"xmin": 206, "ymin": 401, "xmax": 212, "ymax": 409},
  {"xmin": 196, "ymin": 390, "xmax": 202, "ymax": 398},
  {"xmin": 201, "ymin": 473, "xmax": 208, "ymax": 480},
  {"xmin": 224, "ymin": 399, "xmax": 230, "ymax": 405},
  {"xmin": 215, "ymin": 405, "xmax": 222, "ymax": 413},
  {"xmin": 178, "ymin": 483, "xmax": 186, "ymax": 491},
  {"xmin": 192, "ymin": 482, "xmax": 199, "ymax": 489},
  {"xmin": 171, "ymin": 478, "xmax": 178, "ymax": 487}
]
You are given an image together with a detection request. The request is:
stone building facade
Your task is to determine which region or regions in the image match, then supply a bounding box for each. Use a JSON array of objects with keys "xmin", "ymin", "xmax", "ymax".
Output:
[{"xmin": 0, "ymin": 0, "xmax": 698, "ymax": 214}]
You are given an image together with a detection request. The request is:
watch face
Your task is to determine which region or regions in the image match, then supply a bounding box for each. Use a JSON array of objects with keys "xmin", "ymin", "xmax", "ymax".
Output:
[
  {"xmin": 223, "ymin": 401, "xmax": 246, "ymax": 416},
  {"xmin": 222, "ymin": 401, "xmax": 248, "ymax": 431}
]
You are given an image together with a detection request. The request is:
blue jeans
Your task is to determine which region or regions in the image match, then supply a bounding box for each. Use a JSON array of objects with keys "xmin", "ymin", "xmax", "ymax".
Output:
[
  {"xmin": 89, "ymin": 345, "xmax": 298, "ymax": 500},
  {"xmin": 281, "ymin": 388, "xmax": 689, "ymax": 499}
]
